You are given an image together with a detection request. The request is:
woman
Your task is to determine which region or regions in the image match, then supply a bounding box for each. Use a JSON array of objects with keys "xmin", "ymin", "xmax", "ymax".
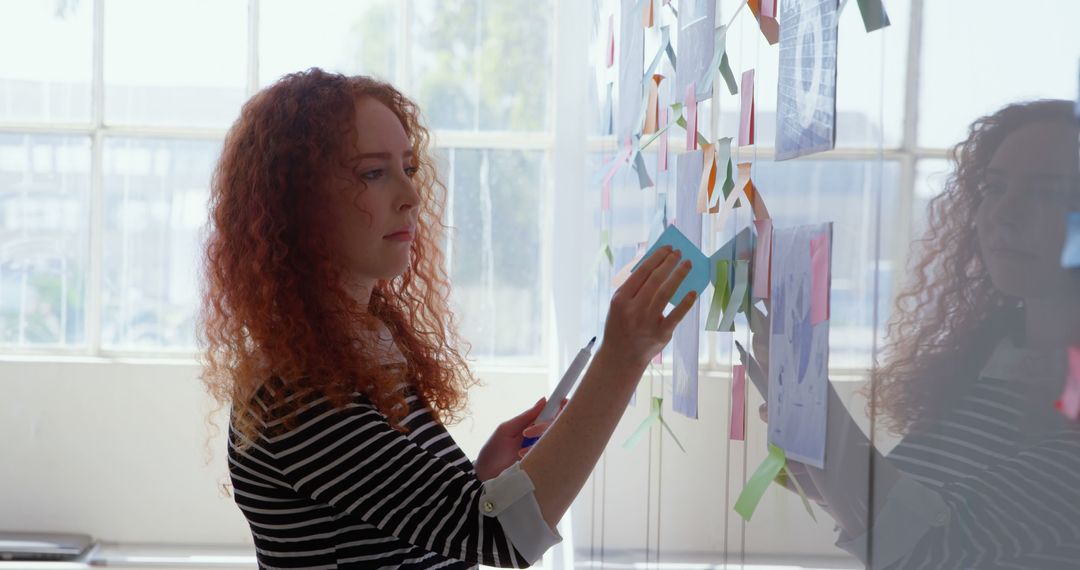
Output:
[
  {"xmin": 752, "ymin": 99, "xmax": 1080, "ymax": 569},
  {"xmin": 199, "ymin": 68, "xmax": 698, "ymax": 569}
]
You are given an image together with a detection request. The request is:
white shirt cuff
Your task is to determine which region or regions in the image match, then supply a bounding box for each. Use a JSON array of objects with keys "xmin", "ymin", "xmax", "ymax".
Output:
[
  {"xmin": 834, "ymin": 475, "xmax": 949, "ymax": 569},
  {"xmin": 479, "ymin": 462, "xmax": 563, "ymax": 564}
]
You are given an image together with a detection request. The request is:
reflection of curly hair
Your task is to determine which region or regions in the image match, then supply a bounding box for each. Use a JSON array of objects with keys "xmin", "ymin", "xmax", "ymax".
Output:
[
  {"xmin": 199, "ymin": 69, "xmax": 475, "ymax": 451},
  {"xmin": 871, "ymin": 100, "xmax": 1074, "ymax": 435}
]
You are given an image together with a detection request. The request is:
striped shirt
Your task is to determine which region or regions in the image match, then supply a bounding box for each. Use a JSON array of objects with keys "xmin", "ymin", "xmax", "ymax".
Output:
[
  {"xmin": 227, "ymin": 386, "xmax": 543, "ymax": 569},
  {"xmin": 846, "ymin": 340, "xmax": 1080, "ymax": 569}
]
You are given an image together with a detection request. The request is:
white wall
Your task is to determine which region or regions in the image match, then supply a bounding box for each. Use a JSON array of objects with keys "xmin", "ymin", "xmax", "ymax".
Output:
[{"xmin": 0, "ymin": 359, "xmax": 546, "ymax": 546}]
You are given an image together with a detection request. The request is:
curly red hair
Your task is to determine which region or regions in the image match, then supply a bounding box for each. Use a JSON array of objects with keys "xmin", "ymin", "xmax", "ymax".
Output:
[
  {"xmin": 199, "ymin": 68, "xmax": 476, "ymax": 449},
  {"xmin": 870, "ymin": 100, "xmax": 1075, "ymax": 434}
]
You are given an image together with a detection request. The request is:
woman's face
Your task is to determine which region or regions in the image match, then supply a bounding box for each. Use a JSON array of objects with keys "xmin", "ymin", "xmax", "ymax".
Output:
[
  {"xmin": 976, "ymin": 121, "xmax": 1080, "ymax": 299},
  {"xmin": 322, "ymin": 97, "xmax": 421, "ymax": 287}
]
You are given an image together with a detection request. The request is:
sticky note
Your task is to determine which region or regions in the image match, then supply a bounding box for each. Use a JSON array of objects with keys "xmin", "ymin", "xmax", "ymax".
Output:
[
  {"xmin": 712, "ymin": 137, "xmax": 733, "ymax": 211},
  {"xmin": 1057, "ymin": 346, "xmax": 1080, "ymax": 420},
  {"xmin": 752, "ymin": 218, "xmax": 773, "ymax": 299},
  {"xmin": 601, "ymin": 142, "xmax": 634, "ymax": 190},
  {"xmin": 607, "ymin": 15, "xmax": 615, "ymax": 68},
  {"xmin": 601, "ymin": 181, "xmax": 611, "ymax": 211},
  {"xmin": 730, "ymin": 364, "xmax": 746, "ymax": 440},
  {"xmin": 658, "ymin": 108, "xmax": 669, "ymax": 172},
  {"xmin": 643, "ymin": 0, "xmax": 654, "ymax": 27},
  {"xmin": 1062, "ymin": 212, "xmax": 1080, "ymax": 268},
  {"xmin": 644, "ymin": 83, "xmax": 658, "ymax": 135},
  {"xmin": 632, "ymin": 149, "xmax": 654, "ymax": 189},
  {"xmin": 856, "ymin": 0, "xmax": 891, "ymax": 32},
  {"xmin": 745, "ymin": 178, "xmax": 771, "ymax": 220},
  {"xmin": 760, "ymin": 0, "xmax": 777, "ymax": 18},
  {"xmin": 624, "ymin": 396, "xmax": 685, "ymax": 452},
  {"xmin": 696, "ymin": 143, "xmax": 715, "ymax": 214},
  {"xmin": 685, "ymin": 83, "xmax": 698, "ymax": 150},
  {"xmin": 705, "ymin": 259, "xmax": 730, "ymax": 332},
  {"xmin": 810, "ymin": 232, "xmax": 830, "ymax": 324},
  {"xmin": 633, "ymin": 224, "xmax": 711, "ymax": 306},
  {"xmin": 739, "ymin": 69, "xmax": 755, "ymax": 147},
  {"xmin": 748, "ymin": 0, "xmax": 780, "ymax": 44},
  {"xmin": 734, "ymin": 443, "xmax": 787, "ymax": 521},
  {"xmin": 623, "ymin": 395, "xmax": 661, "ymax": 449},
  {"xmin": 718, "ymin": 260, "xmax": 749, "ymax": 332}
]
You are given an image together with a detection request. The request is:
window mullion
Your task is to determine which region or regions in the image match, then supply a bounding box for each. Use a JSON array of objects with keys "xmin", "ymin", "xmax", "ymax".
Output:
[
  {"xmin": 87, "ymin": 0, "xmax": 106, "ymax": 356},
  {"xmin": 247, "ymin": 0, "xmax": 260, "ymax": 96}
]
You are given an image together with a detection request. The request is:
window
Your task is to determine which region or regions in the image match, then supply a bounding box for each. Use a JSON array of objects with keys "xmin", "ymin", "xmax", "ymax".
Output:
[{"xmin": 0, "ymin": 0, "xmax": 553, "ymax": 362}]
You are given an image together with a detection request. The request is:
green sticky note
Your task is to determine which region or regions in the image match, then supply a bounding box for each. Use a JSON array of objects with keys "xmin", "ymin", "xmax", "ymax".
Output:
[
  {"xmin": 856, "ymin": 0, "xmax": 890, "ymax": 32},
  {"xmin": 659, "ymin": 415, "xmax": 687, "ymax": 453},
  {"xmin": 623, "ymin": 396, "xmax": 662, "ymax": 449},
  {"xmin": 673, "ymin": 113, "xmax": 710, "ymax": 149},
  {"xmin": 705, "ymin": 260, "xmax": 729, "ymax": 331},
  {"xmin": 734, "ymin": 443, "xmax": 787, "ymax": 521},
  {"xmin": 784, "ymin": 464, "xmax": 818, "ymax": 522},
  {"xmin": 719, "ymin": 51, "xmax": 739, "ymax": 95}
]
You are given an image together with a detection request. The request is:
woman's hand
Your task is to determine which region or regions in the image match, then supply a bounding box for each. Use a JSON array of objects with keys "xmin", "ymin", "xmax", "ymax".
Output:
[
  {"xmin": 474, "ymin": 398, "xmax": 566, "ymax": 481},
  {"xmin": 599, "ymin": 246, "xmax": 699, "ymax": 370}
]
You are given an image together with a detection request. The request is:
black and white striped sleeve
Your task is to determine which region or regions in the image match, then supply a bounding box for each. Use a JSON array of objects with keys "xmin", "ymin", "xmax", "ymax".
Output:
[
  {"xmin": 262, "ymin": 397, "xmax": 561, "ymax": 568},
  {"xmin": 836, "ymin": 433, "xmax": 1080, "ymax": 569}
]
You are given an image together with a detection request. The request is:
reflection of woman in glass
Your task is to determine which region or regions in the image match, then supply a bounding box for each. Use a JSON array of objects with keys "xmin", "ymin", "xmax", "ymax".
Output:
[
  {"xmin": 199, "ymin": 69, "xmax": 698, "ymax": 569},
  {"xmin": 755, "ymin": 100, "xmax": 1080, "ymax": 568}
]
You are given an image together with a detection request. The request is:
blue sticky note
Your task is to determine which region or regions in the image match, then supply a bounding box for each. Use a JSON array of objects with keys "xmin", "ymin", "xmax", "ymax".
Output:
[
  {"xmin": 634, "ymin": 224, "xmax": 711, "ymax": 305},
  {"xmin": 1063, "ymin": 212, "xmax": 1080, "ymax": 269}
]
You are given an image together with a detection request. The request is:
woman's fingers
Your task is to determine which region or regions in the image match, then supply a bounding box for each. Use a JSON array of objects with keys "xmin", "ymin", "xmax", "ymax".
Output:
[
  {"xmin": 648, "ymin": 258, "xmax": 693, "ymax": 317},
  {"xmin": 758, "ymin": 403, "xmax": 768, "ymax": 422},
  {"xmin": 636, "ymin": 248, "xmax": 683, "ymax": 303},
  {"xmin": 661, "ymin": 289, "xmax": 698, "ymax": 333},
  {"xmin": 620, "ymin": 246, "xmax": 673, "ymax": 298}
]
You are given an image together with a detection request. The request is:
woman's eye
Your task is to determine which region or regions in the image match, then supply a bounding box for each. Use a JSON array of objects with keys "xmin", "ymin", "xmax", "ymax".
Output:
[
  {"xmin": 361, "ymin": 169, "xmax": 384, "ymax": 181},
  {"xmin": 404, "ymin": 166, "xmax": 419, "ymax": 178}
]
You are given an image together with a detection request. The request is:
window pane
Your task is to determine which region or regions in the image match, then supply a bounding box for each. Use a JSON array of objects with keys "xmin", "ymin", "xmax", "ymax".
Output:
[
  {"xmin": 0, "ymin": 2, "xmax": 92, "ymax": 123},
  {"xmin": 260, "ymin": 0, "xmax": 398, "ymax": 86},
  {"xmin": 0, "ymin": 134, "xmax": 91, "ymax": 347},
  {"xmin": 715, "ymin": 0, "xmax": 909, "ymax": 149},
  {"xmin": 101, "ymin": 137, "xmax": 218, "ymax": 350},
  {"xmin": 411, "ymin": 0, "xmax": 553, "ymax": 131},
  {"xmin": 442, "ymin": 148, "xmax": 545, "ymax": 360},
  {"xmin": 751, "ymin": 160, "xmax": 900, "ymax": 369},
  {"xmin": 913, "ymin": 157, "xmax": 950, "ymax": 236},
  {"xmin": 104, "ymin": 0, "xmax": 247, "ymax": 128},
  {"xmin": 919, "ymin": 0, "xmax": 1080, "ymax": 148}
]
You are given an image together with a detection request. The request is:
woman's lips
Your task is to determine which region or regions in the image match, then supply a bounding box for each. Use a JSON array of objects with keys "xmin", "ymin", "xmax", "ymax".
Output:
[{"xmin": 384, "ymin": 231, "xmax": 413, "ymax": 241}]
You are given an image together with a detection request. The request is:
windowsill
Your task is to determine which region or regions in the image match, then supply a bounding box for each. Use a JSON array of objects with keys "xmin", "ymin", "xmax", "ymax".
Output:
[{"xmin": 0, "ymin": 543, "xmax": 256, "ymax": 570}]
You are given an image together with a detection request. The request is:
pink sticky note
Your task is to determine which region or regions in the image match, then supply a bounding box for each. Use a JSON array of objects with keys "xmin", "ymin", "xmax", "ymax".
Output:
[
  {"xmin": 1069, "ymin": 345, "xmax": 1080, "ymax": 381},
  {"xmin": 810, "ymin": 232, "xmax": 830, "ymax": 325},
  {"xmin": 601, "ymin": 181, "xmax": 611, "ymax": 211},
  {"xmin": 752, "ymin": 218, "xmax": 773, "ymax": 299},
  {"xmin": 1057, "ymin": 346, "xmax": 1080, "ymax": 420},
  {"xmin": 761, "ymin": 0, "xmax": 777, "ymax": 18},
  {"xmin": 658, "ymin": 108, "xmax": 669, "ymax": 172},
  {"xmin": 730, "ymin": 365, "xmax": 746, "ymax": 440},
  {"xmin": 607, "ymin": 15, "xmax": 615, "ymax": 68},
  {"xmin": 685, "ymin": 83, "xmax": 698, "ymax": 151},
  {"xmin": 739, "ymin": 69, "xmax": 755, "ymax": 147}
]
